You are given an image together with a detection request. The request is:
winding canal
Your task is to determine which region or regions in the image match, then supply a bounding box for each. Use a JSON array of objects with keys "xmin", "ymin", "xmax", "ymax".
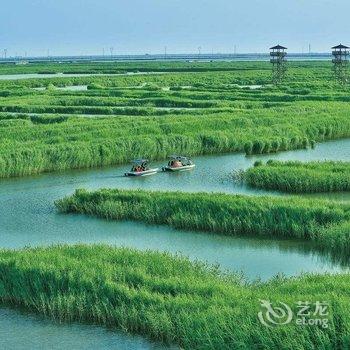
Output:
[{"xmin": 1, "ymin": 137, "xmax": 350, "ymax": 349}]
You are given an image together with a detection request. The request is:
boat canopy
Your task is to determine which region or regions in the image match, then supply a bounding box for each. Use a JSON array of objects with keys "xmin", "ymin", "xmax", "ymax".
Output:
[
  {"xmin": 168, "ymin": 155, "xmax": 191, "ymax": 160},
  {"xmin": 132, "ymin": 159, "xmax": 149, "ymax": 165}
]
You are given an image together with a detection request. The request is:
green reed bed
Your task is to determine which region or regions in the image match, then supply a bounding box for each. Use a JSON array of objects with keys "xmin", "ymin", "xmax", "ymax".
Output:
[
  {"xmin": 1, "ymin": 244, "xmax": 350, "ymax": 350},
  {"xmin": 56, "ymin": 188, "xmax": 350, "ymax": 251},
  {"xmin": 0, "ymin": 61, "xmax": 343, "ymax": 90},
  {"xmin": 245, "ymin": 161, "xmax": 350, "ymax": 193},
  {"xmin": 1, "ymin": 61, "xmax": 350, "ymax": 178},
  {"xmin": 0, "ymin": 69, "xmax": 271, "ymax": 89},
  {"xmin": 0, "ymin": 60, "xmax": 273, "ymax": 75},
  {"xmin": 1, "ymin": 102, "xmax": 350, "ymax": 177}
]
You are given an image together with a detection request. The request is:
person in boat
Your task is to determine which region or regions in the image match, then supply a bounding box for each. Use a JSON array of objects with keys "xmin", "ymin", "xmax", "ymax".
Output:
[
  {"xmin": 131, "ymin": 165, "xmax": 142, "ymax": 172},
  {"xmin": 173, "ymin": 160, "xmax": 182, "ymax": 167}
]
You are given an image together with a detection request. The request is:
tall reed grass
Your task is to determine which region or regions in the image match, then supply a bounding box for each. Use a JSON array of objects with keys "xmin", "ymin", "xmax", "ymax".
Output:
[
  {"xmin": 56, "ymin": 188, "xmax": 350, "ymax": 251},
  {"xmin": 245, "ymin": 160, "xmax": 350, "ymax": 193},
  {"xmin": 1, "ymin": 106, "xmax": 350, "ymax": 177},
  {"xmin": 1, "ymin": 61, "xmax": 350, "ymax": 178},
  {"xmin": 0, "ymin": 244, "xmax": 349, "ymax": 349}
]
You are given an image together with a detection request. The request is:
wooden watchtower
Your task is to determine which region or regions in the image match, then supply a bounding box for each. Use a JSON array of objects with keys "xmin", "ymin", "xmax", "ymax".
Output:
[
  {"xmin": 270, "ymin": 45, "xmax": 287, "ymax": 84},
  {"xmin": 332, "ymin": 44, "xmax": 349, "ymax": 85}
]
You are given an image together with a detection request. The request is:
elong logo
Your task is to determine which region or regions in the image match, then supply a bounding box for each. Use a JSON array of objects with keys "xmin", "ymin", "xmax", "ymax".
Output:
[
  {"xmin": 258, "ymin": 300, "xmax": 293, "ymax": 327},
  {"xmin": 258, "ymin": 299, "xmax": 329, "ymax": 328}
]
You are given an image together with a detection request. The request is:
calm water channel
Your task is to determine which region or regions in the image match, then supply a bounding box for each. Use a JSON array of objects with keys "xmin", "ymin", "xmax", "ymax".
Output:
[
  {"xmin": 1, "ymin": 138, "xmax": 350, "ymax": 349},
  {"xmin": 0, "ymin": 308, "xmax": 171, "ymax": 350}
]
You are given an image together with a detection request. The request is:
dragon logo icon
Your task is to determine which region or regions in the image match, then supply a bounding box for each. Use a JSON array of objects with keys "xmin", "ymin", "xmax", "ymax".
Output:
[{"xmin": 258, "ymin": 299, "xmax": 293, "ymax": 327}]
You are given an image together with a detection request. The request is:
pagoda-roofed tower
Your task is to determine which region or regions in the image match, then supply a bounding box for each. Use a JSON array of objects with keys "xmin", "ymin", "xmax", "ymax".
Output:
[
  {"xmin": 332, "ymin": 44, "xmax": 349, "ymax": 85},
  {"xmin": 332, "ymin": 44, "xmax": 349, "ymax": 58},
  {"xmin": 270, "ymin": 45, "xmax": 287, "ymax": 84}
]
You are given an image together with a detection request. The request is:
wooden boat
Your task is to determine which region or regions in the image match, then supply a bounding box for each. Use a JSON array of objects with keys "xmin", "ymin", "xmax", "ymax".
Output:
[
  {"xmin": 125, "ymin": 159, "xmax": 159, "ymax": 177},
  {"xmin": 162, "ymin": 156, "xmax": 195, "ymax": 172}
]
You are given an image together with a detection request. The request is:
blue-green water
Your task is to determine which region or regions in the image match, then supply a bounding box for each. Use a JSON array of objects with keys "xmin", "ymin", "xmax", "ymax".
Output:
[
  {"xmin": 0, "ymin": 308, "xmax": 171, "ymax": 350},
  {"xmin": 1, "ymin": 138, "xmax": 350, "ymax": 277},
  {"xmin": 1, "ymin": 138, "xmax": 350, "ymax": 348}
]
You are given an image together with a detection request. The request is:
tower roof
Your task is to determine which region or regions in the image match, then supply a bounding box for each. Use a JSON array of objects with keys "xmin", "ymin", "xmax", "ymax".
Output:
[
  {"xmin": 270, "ymin": 44, "xmax": 287, "ymax": 50},
  {"xmin": 332, "ymin": 44, "xmax": 349, "ymax": 49}
]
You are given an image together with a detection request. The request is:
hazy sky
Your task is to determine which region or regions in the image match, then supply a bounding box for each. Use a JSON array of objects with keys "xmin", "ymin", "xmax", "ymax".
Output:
[{"xmin": 1, "ymin": 0, "xmax": 350, "ymax": 57}]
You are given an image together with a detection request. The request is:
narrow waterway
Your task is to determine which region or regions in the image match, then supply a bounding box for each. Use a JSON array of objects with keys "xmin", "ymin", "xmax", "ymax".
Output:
[
  {"xmin": 1, "ymin": 138, "xmax": 350, "ymax": 349},
  {"xmin": 1, "ymin": 138, "xmax": 350, "ymax": 278},
  {"xmin": 0, "ymin": 308, "xmax": 171, "ymax": 350}
]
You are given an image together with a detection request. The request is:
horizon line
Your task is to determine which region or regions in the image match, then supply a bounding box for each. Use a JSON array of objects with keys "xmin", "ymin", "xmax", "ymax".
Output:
[{"xmin": 0, "ymin": 52, "xmax": 333, "ymax": 62}]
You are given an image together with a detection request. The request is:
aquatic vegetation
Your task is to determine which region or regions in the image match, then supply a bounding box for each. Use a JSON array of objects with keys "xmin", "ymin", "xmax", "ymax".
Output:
[
  {"xmin": 1, "ymin": 61, "xmax": 350, "ymax": 177},
  {"xmin": 56, "ymin": 188, "xmax": 350, "ymax": 251},
  {"xmin": 0, "ymin": 103, "xmax": 349, "ymax": 177},
  {"xmin": 0, "ymin": 60, "xmax": 277, "ymax": 75},
  {"xmin": 0, "ymin": 244, "xmax": 350, "ymax": 349},
  {"xmin": 2, "ymin": 61, "xmax": 350, "ymax": 349},
  {"xmin": 245, "ymin": 160, "xmax": 350, "ymax": 193}
]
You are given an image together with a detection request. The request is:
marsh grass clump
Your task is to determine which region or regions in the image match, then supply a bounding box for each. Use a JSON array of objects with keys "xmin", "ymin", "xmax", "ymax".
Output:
[
  {"xmin": 56, "ymin": 188, "xmax": 350, "ymax": 251},
  {"xmin": 0, "ymin": 244, "xmax": 350, "ymax": 349},
  {"xmin": 1, "ymin": 108, "xmax": 348, "ymax": 178},
  {"xmin": 245, "ymin": 161, "xmax": 350, "ymax": 193},
  {"xmin": 1, "ymin": 61, "xmax": 350, "ymax": 177},
  {"xmin": 30, "ymin": 114, "xmax": 69, "ymax": 124}
]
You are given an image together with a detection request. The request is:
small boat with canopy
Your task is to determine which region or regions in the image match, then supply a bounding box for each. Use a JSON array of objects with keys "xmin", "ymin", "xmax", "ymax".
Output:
[
  {"xmin": 162, "ymin": 156, "xmax": 195, "ymax": 172},
  {"xmin": 125, "ymin": 159, "xmax": 159, "ymax": 177}
]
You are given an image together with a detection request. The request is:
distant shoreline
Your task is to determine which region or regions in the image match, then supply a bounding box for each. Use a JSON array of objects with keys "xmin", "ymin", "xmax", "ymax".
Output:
[{"xmin": 0, "ymin": 52, "xmax": 332, "ymax": 64}]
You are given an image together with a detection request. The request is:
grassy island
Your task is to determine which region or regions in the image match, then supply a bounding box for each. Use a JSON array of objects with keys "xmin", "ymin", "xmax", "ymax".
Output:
[{"xmin": 0, "ymin": 244, "xmax": 349, "ymax": 349}]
